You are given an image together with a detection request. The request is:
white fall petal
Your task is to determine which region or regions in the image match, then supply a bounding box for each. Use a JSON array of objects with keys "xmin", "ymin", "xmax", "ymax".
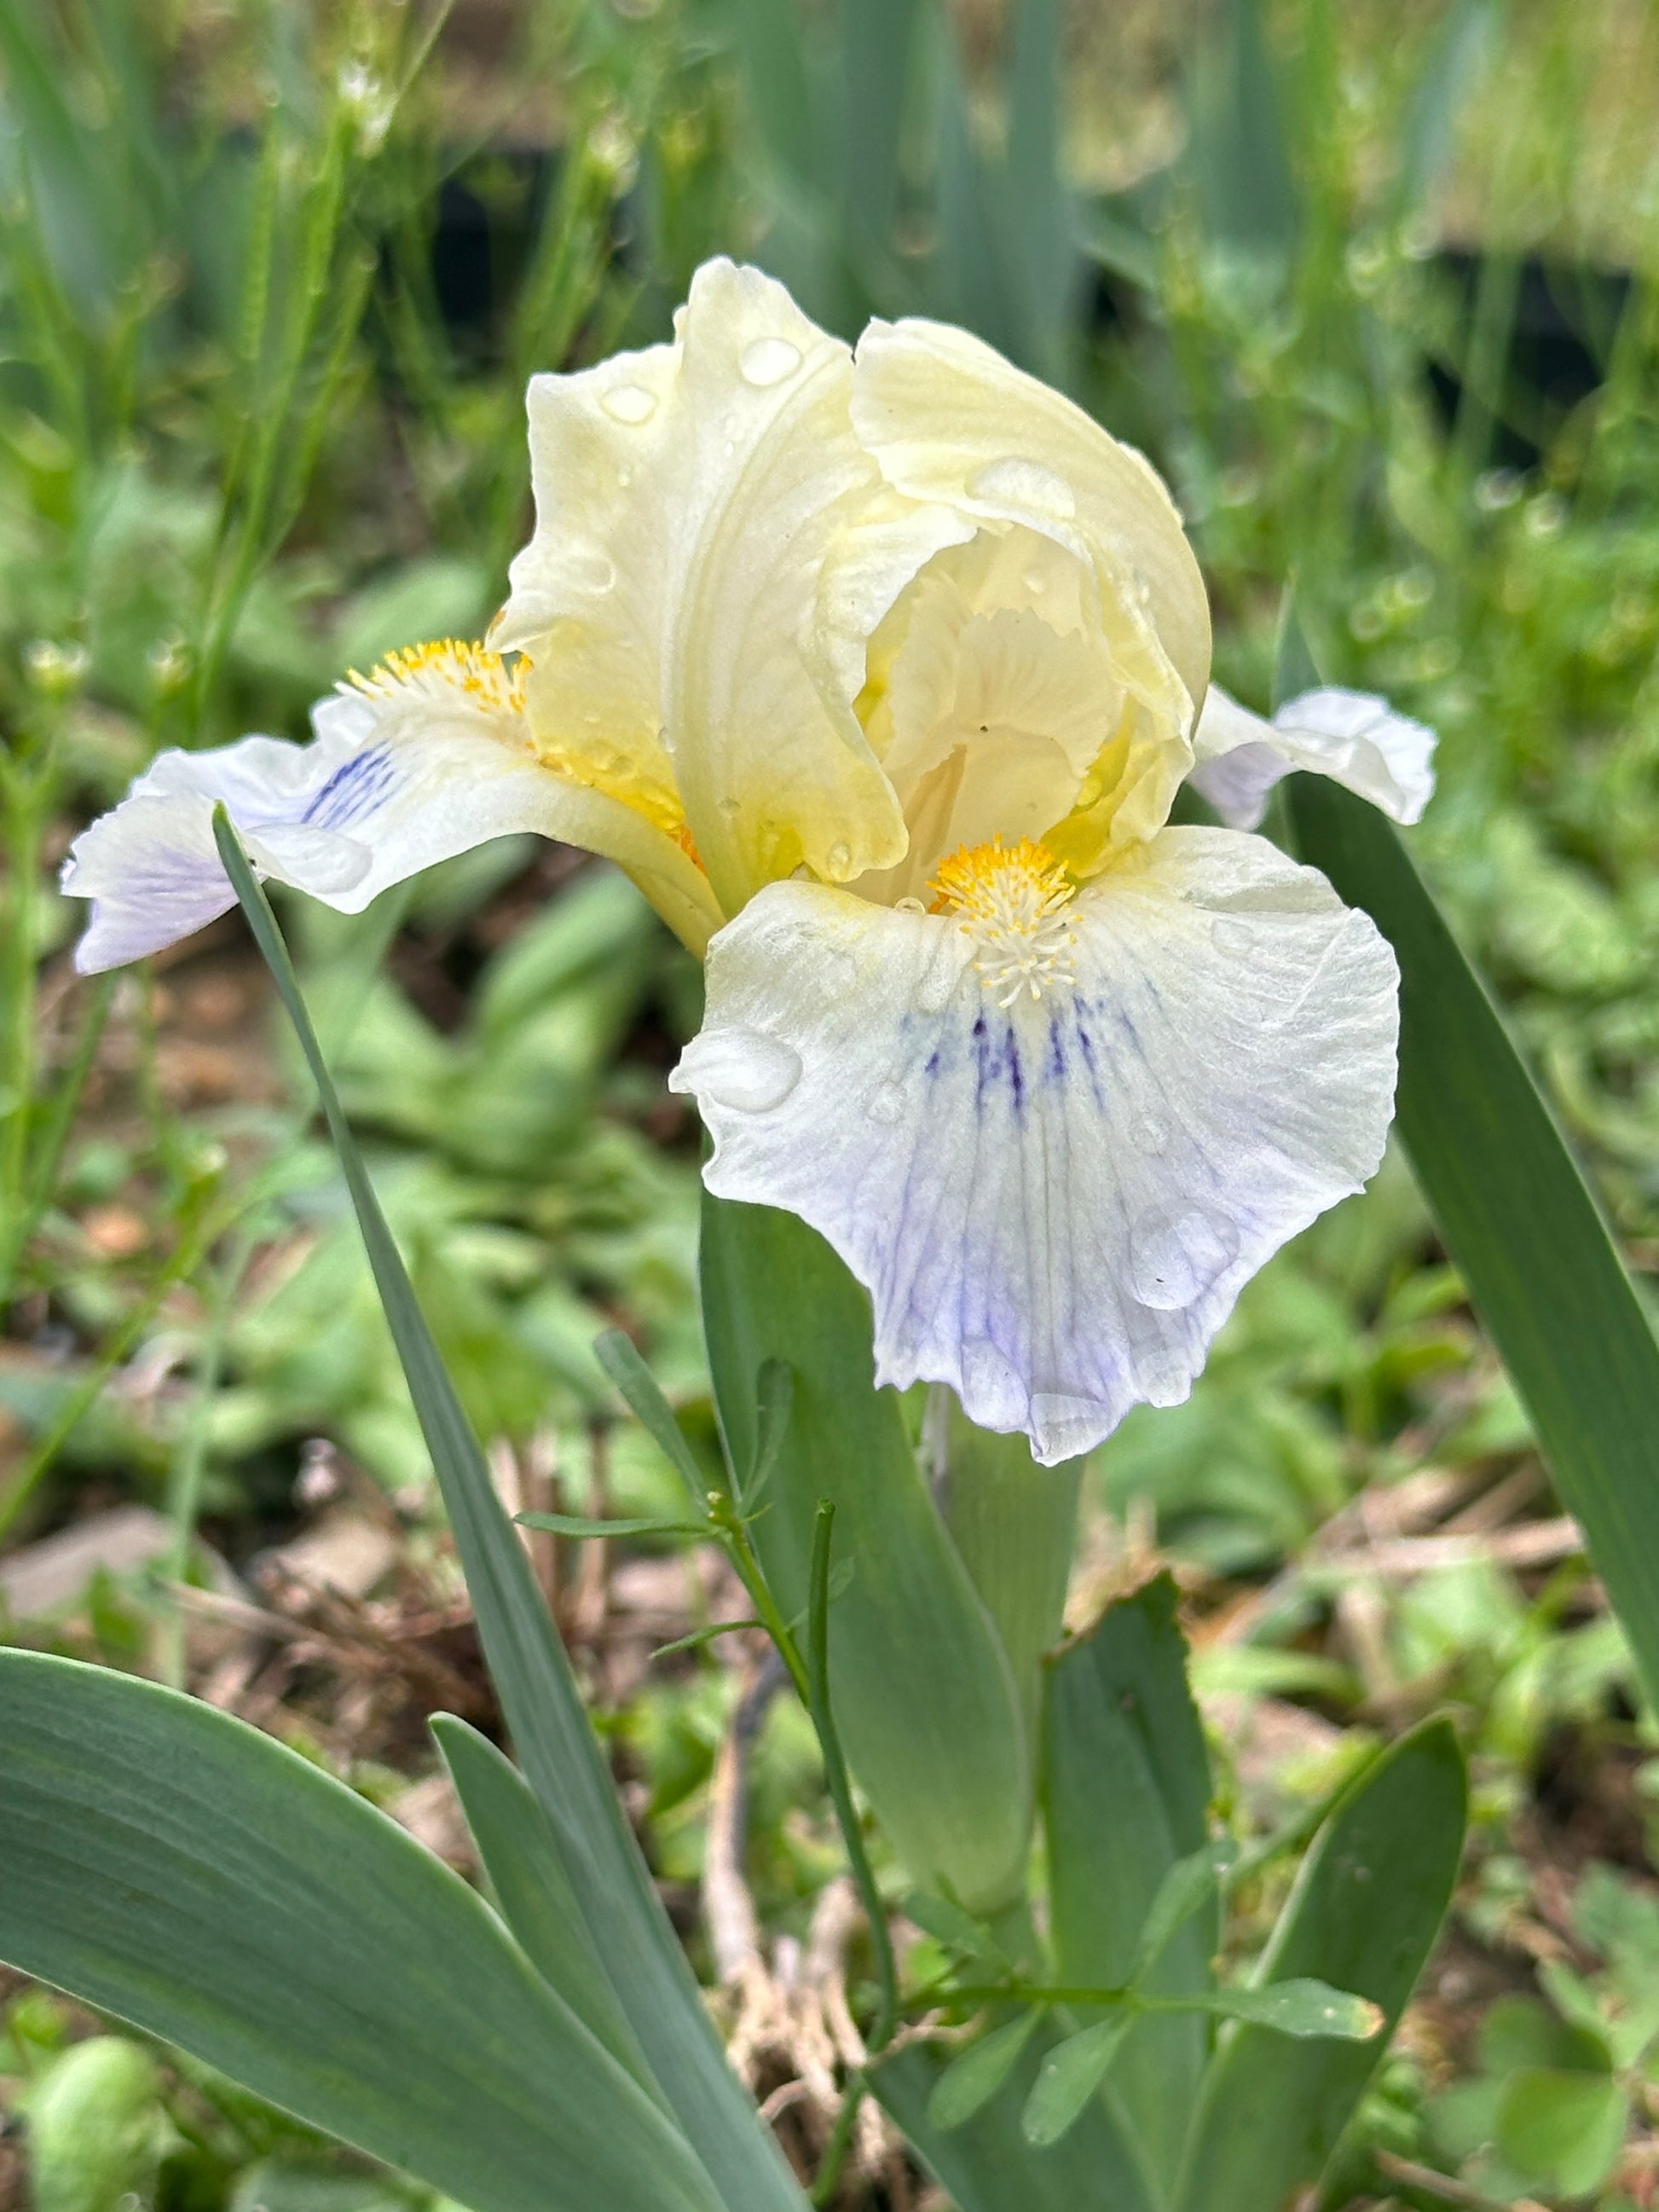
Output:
[
  {"xmin": 1189, "ymin": 684, "xmax": 1437, "ymax": 831},
  {"xmin": 672, "ymin": 828, "xmax": 1400, "ymax": 1464},
  {"xmin": 62, "ymin": 652, "xmax": 724, "ymax": 975}
]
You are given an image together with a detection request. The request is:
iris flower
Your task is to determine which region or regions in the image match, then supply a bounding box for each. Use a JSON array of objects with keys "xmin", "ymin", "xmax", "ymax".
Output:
[{"xmin": 65, "ymin": 259, "xmax": 1434, "ymax": 1464}]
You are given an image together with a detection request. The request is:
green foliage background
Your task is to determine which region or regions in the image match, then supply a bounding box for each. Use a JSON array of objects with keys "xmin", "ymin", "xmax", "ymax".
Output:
[{"xmin": 2, "ymin": 0, "xmax": 1659, "ymax": 2205}]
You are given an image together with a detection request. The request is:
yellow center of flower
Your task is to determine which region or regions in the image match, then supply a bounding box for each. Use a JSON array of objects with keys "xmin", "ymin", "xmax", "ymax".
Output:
[
  {"xmin": 348, "ymin": 639, "xmax": 528, "ymax": 715},
  {"xmin": 929, "ymin": 836, "xmax": 1078, "ymax": 1007}
]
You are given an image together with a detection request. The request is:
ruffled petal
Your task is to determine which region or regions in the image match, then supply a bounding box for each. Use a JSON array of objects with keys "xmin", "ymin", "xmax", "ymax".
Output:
[
  {"xmin": 63, "ymin": 648, "xmax": 723, "ymax": 973},
  {"xmin": 853, "ymin": 526, "xmax": 1121, "ymax": 901},
  {"xmin": 1189, "ymin": 684, "xmax": 1436, "ymax": 830},
  {"xmin": 851, "ymin": 316, "xmax": 1208, "ymax": 783},
  {"xmin": 499, "ymin": 258, "xmax": 962, "ymax": 912},
  {"xmin": 671, "ymin": 830, "xmax": 1397, "ymax": 1464}
]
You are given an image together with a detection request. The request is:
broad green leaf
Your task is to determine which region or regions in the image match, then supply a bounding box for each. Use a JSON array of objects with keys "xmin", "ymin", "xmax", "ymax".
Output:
[
  {"xmin": 0, "ymin": 1651, "xmax": 720, "ymax": 2212},
  {"xmin": 1286, "ymin": 769, "xmax": 1659, "ymax": 1716},
  {"xmin": 928, "ymin": 2012, "xmax": 1043, "ymax": 2132},
  {"xmin": 699, "ymin": 1193, "xmax": 1030, "ymax": 1915},
  {"xmin": 430, "ymin": 1716, "xmax": 648, "ymax": 2083},
  {"xmin": 1021, "ymin": 2012, "xmax": 1136, "ymax": 2147},
  {"xmin": 875, "ymin": 2028, "xmax": 1161, "ymax": 2212},
  {"xmin": 1176, "ymin": 1717, "xmax": 1466, "ymax": 2212},
  {"xmin": 1043, "ymin": 1576, "xmax": 1215, "ymax": 2191},
  {"xmin": 937, "ymin": 1397, "xmax": 1081, "ymax": 1748},
  {"xmin": 1494, "ymin": 2067, "xmax": 1628, "ymax": 2197},
  {"xmin": 217, "ymin": 823, "xmax": 806, "ymax": 2212}
]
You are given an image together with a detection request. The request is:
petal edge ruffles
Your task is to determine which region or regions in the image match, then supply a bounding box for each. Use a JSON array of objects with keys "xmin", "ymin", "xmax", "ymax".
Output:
[{"xmin": 672, "ymin": 830, "xmax": 1398, "ymax": 1462}]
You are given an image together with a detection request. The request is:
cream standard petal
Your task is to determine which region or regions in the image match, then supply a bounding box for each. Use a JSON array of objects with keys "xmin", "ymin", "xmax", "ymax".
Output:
[
  {"xmin": 500, "ymin": 258, "xmax": 961, "ymax": 912},
  {"xmin": 855, "ymin": 529, "xmax": 1121, "ymax": 900},
  {"xmin": 671, "ymin": 831, "xmax": 1397, "ymax": 1464},
  {"xmin": 851, "ymin": 316, "xmax": 1211, "ymax": 721},
  {"xmin": 1190, "ymin": 684, "xmax": 1437, "ymax": 829},
  {"xmin": 64, "ymin": 645, "xmax": 722, "ymax": 973}
]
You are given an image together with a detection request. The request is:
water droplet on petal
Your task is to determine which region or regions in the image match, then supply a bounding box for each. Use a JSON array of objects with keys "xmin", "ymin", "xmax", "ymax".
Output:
[
  {"xmin": 1127, "ymin": 1202, "xmax": 1241, "ymax": 1311},
  {"xmin": 739, "ymin": 335, "xmax": 802, "ymax": 386},
  {"xmin": 825, "ymin": 841, "xmax": 853, "ymax": 876},
  {"xmin": 567, "ymin": 547, "xmax": 616, "ymax": 595},
  {"xmin": 966, "ymin": 456, "xmax": 1078, "ymax": 520},
  {"xmin": 1023, "ymin": 569, "xmax": 1047, "ymax": 593},
  {"xmin": 868, "ymin": 1079, "xmax": 905, "ymax": 1125},
  {"xmin": 914, "ymin": 950, "xmax": 959, "ymax": 1015},
  {"xmin": 961, "ymin": 1335, "xmax": 1026, "ymax": 1417},
  {"xmin": 616, "ymin": 464, "xmax": 634, "ymax": 488},
  {"xmin": 717, "ymin": 796, "xmax": 742, "ymax": 818},
  {"xmin": 602, "ymin": 382, "xmax": 657, "ymax": 425},
  {"xmin": 1211, "ymin": 916, "xmax": 1257, "ymax": 956},
  {"xmin": 682, "ymin": 1028, "xmax": 801, "ymax": 1114},
  {"xmin": 1030, "ymin": 1392, "xmax": 1108, "ymax": 1461}
]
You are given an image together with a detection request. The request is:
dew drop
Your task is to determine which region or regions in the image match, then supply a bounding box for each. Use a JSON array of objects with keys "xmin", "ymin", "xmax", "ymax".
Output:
[
  {"xmin": 1210, "ymin": 916, "xmax": 1257, "ymax": 956},
  {"xmin": 868, "ymin": 1079, "xmax": 905, "ymax": 1125},
  {"xmin": 966, "ymin": 456, "xmax": 1078, "ymax": 520},
  {"xmin": 825, "ymin": 840, "xmax": 853, "ymax": 876},
  {"xmin": 601, "ymin": 382, "xmax": 658, "ymax": 425},
  {"xmin": 717, "ymin": 795, "xmax": 742, "ymax": 818},
  {"xmin": 616, "ymin": 464, "xmax": 634, "ymax": 488},
  {"xmin": 914, "ymin": 954, "xmax": 959, "ymax": 1016},
  {"xmin": 681, "ymin": 1028, "xmax": 802, "ymax": 1114},
  {"xmin": 961, "ymin": 1335, "xmax": 1026, "ymax": 1416},
  {"xmin": 567, "ymin": 547, "xmax": 616, "ymax": 595},
  {"xmin": 739, "ymin": 335, "xmax": 802, "ymax": 386},
  {"xmin": 1127, "ymin": 1202, "xmax": 1240, "ymax": 1311},
  {"xmin": 1030, "ymin": 1392, "xmax": 1108, "ymax": 1461}
]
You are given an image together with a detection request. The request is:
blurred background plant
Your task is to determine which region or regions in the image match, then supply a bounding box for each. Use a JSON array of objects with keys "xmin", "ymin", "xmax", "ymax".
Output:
[{"xmin": 2, "ymin": 0, "xmax": 1657, "ymax": 2204}]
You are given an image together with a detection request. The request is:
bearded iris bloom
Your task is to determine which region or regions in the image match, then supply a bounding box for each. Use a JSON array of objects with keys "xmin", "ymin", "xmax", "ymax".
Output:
[{"xmin": 64, "ymin": 258, "xmax": 1433, "ymax": 1464}]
